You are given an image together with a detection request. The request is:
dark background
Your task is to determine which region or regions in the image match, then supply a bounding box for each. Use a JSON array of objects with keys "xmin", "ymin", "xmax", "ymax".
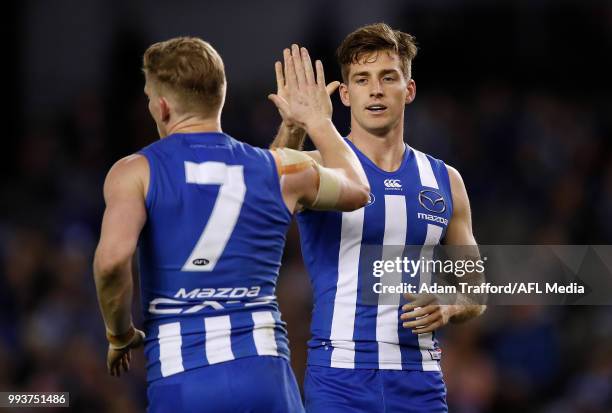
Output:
[{"xmin": 1, "ymin": 1, "xmax": 611, "ymax": 412}]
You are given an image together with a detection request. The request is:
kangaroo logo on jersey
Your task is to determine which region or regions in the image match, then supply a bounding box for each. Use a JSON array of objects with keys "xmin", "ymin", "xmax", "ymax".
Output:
[
  {"xmin": 192, "ymin": 258, "xmax": 210, "ymax": 266},
  {"xmin": 384, "ymin": 179, "xmax": 402, "ymax": 190},
  {"xmin": 365, "ymin": 193, "xmax": 376, "ymax": 207},
  {"xmin": 418, "ymin": 189, "xmax": 446, "ymax": 213}
]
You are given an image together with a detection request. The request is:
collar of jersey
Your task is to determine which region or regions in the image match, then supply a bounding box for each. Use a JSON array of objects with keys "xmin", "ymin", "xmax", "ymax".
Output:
[
  {"xmin": 168, "ymin": 131, "xmax": 231, "ymax": 144},
  {"xmin": 344, "ymin": 138, "xmax": 412, "ymax": 176}
]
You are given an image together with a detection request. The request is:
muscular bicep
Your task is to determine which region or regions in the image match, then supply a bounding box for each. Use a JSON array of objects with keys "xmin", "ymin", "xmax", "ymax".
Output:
[
  {"xmin": 95, "ymin": 155, "xmax": 148, "ymax": 270},
  {"xmin": 444, "ymin": 165, "xmax": 476, "ymax": 246}
]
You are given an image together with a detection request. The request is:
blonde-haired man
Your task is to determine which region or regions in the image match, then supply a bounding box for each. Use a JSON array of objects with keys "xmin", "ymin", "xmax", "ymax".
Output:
[
  {"xmin": 93, "ymin": 36, "xmax": 369, "ymax": 412},
  {"xmin": 272, "ymin": 23, "xmax": 485, "ymax": 412}
]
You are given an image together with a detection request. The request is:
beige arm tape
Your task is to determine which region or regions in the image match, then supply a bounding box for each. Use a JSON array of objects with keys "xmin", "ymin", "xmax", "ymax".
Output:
[
  {"xmin": 272, "ymin": 148, "xmax": 314, "ymax": 175},
  {"xmin": 272, "ymin": 148, "xmax": 342, "ymax": 210},
  {"xmin": 310, "ymin": 163, "xmax": 342, "ymax": 210}
]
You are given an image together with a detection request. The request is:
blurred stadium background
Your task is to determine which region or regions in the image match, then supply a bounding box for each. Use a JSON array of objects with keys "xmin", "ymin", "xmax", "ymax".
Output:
[{"xmin": 1, "ymin": 0, "xmax": 611, "ymax": 411}]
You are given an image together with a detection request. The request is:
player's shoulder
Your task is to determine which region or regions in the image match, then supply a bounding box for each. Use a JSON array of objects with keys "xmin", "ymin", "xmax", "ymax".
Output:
[
  {"xmin": 411, "ymin": 146, "xmax": 446, "ymax": 166},
  {"xmin": 141, "ymin": 134, "xmax": 172, "ymax": 149},
  {"xmin": 444, "ymin": 163, "xmax": 462, "ymax": 183},
  {"xmin": 107, "ymin": 154, "xmax": 149, "ymax": 178},
  {"xmin": 439, "ymin": 162, "xmax": 469, "ymax": 207},
  {"xmin": 409, "ymin": 147, "xmax": 466, "ymax": 194},
  {"xmin": 410, "ymin": 146, "xmax": 456, "ymax": 178},
  {"xmin": 222, "ymin": 135, "xmax": 268, "ymax": 159},
  {"xmin": 104, "ymin": 154, "xmax": 149, "ymax": 197}
]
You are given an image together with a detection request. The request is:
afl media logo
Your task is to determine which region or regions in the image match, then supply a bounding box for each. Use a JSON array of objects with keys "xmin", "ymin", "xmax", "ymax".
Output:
[{"xmin": 418, "ymin": 190, "xmax": 446, "ymax": 213}]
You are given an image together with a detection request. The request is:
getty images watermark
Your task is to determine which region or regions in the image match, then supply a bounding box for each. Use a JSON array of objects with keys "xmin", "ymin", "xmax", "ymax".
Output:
[{"xmin": 360, "ymin": 245, "xmax": 612, "ymax": 305}]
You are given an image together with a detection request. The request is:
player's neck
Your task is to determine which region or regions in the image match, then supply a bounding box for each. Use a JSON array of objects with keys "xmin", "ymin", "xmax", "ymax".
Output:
[
  {"xmin": 348, "ymin": 120, "xmax": 405, "ymax": 172},
  {"xmin": 166, "ymin": 115, "xmax": 222, "ymax": 136}
]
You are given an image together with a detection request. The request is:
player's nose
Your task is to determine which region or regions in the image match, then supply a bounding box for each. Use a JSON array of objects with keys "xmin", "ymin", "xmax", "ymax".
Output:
[{"xmin": 369, "ymin": 80, "xmax": 384, "ymax": 97}]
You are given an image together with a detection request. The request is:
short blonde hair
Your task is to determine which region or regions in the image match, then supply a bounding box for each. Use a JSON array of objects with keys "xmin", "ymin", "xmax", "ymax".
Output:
[
  {"xmin": 337, "ymin": 23, "xmax": 418, "ymax": 82},
  {"xmin": 143, "ymin": 36, "xmax": 226, "ymax": 115}
]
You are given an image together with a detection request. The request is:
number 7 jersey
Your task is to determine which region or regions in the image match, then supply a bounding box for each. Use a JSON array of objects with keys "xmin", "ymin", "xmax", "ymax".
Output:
[
  {"xmin": 138, "ymin": 132, "xmax": 292, "ymax": 383},
  {"xmin": 297, "ymin": 139, "xmax": 453, "ymax": 371}
]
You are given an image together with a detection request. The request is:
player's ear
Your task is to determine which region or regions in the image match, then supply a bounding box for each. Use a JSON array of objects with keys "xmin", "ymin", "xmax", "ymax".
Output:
[
  {"xmin": 405, "ymin": 79, "xmax": 416, "ymax": 105},
  {"xmin": 339, "ymin": 83, "xmax": 350, "ymax": 107},
  {"xmin": 159, "ymin": 97, "xmax": 171, "ymax": 122}
]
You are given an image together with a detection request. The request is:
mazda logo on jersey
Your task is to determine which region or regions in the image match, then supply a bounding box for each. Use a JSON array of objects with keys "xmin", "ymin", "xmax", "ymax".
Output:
[
  {"xmin": 384, "ymin": 179, "xmax": 402, "ymax": 190},
  {"xmin": 418, "ymin": 190, "xmax": 446, "ymax": 213}
]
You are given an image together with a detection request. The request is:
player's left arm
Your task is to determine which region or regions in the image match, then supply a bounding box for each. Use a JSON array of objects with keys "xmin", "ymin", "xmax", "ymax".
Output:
[
  {"xmin": 93, "ymin": 154, "xmax": 148, "ymax": 376},
  {"xmin": 401, "ymin": 165, "xmax": 485, "ymax": 333},
  {"xmin": 441, "ymin": 165, "xmax": 486, "ymax": 322}
]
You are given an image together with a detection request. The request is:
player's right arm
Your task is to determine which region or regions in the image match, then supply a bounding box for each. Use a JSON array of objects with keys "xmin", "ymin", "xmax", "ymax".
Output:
[
  {"xmin": 271, "ymin": 147, "xmax": 366, "ymax": 212},
  {"xmin": 93, "ymin": 155, "xmax": 147, "ymax": 376},
  {"xmin": 269, "ymin": 47, "xmax": 339, "ymax": 154},
  {"xmin": 268, "ymin": 45, "xmax": 369, "ymax": 211}
]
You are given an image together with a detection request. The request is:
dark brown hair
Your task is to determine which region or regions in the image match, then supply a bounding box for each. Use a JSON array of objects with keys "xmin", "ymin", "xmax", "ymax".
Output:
[
  {"xmin": 143, "ymin": 37, "xmax": 226, "ymax": 114},
  {"xmin": 336, "ymin": 23, "xmax": 418, "ymax": 82}
]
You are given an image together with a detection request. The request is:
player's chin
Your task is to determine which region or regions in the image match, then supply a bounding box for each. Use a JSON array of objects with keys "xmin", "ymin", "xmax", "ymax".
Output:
[
  {"xmin": 364, "ymin": 121, "xmax": 394, "ymax": 136},
  {"xmin": 363, "ymin": 112, "xmax": 392, "ymax": 123}
]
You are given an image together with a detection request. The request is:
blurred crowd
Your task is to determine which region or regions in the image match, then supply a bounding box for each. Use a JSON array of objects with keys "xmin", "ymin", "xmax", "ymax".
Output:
[
  {"xmin": 1, "ymin": 82, "xmax": 611, "ymax": 412},
  {"xmin": 2, "ymin": 1, "xmax": 612, "ymax": 412}
]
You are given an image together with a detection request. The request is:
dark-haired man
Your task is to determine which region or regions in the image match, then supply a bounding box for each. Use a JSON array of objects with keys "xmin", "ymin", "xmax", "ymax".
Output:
[{"xmin": 272, "ymin": 23, "xmax": 485, "ymax": 412}]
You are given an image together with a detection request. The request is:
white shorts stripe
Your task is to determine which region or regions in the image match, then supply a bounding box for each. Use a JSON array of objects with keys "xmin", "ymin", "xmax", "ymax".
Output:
[
  {"xmin": 376, "ymin": 195, "xmax": 407, "ymax": 370},
  {"xmin": 158, "ymin": 322, "xmax": 185, "ymax": 377},
  {"xmin": 251, "ymin": 311, "xmax": 278, "ymax": 356},
  {"xmin": 204, "ymin": 315, "xmax": 235, "ymax": 365},
  {"xmin": 414, "ymin": 150, "xmax": 439, "ymax": 189},
  {"xmin": 329, "ymin": 208, "xmax": 365, "ymax": 368},
  {"xmin": 418, "ymin": 224, "xmax": 444, "ymax": 371}
]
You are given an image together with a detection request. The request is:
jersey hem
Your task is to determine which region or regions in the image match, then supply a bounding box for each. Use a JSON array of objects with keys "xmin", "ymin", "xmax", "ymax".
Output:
[
  {"xmin": 147, "ymin": 353, "xmax": 291, "ymax": 383},
  {"xmin": 307, "ymin": 356, "xmax": 440, "ymax": 371}
]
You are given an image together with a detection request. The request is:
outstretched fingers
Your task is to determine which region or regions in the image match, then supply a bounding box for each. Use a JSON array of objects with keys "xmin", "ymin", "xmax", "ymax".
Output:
[
  {"xmin": 274, "ymin": 61, "xmax": 285, "ymax": 92},
  {"xmin": 283, "ymin": 48, "xmax": 298, "ymax": 90},
  {"xmin": 301, "ymin": 47, "xmax": 316, "ymax": 86},
  {"xmin": 291, "ymin": 44, "xmax": 307, "ymax": 88},
  {"xmin": 326, "ymin": 81, "xmax": 341, "ymax": 96},
  {"xmin": 315, "ymin": 60, "xmax": 327, "ymax": 89}
]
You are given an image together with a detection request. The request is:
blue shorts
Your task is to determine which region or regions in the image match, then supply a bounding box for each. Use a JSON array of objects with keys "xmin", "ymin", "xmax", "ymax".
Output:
[
  {"xmin": 147, "ymin": 356, "xmax": 304, "ymax": 413},
  {"xmin": 304, "ymin": 365, "xmax": 448, "ymax": 413}
]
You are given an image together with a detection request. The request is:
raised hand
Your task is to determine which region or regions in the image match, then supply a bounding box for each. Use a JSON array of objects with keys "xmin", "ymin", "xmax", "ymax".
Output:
[{"xmin": 269, "ymin": 44, "xmax": 340, "ymax": 131}]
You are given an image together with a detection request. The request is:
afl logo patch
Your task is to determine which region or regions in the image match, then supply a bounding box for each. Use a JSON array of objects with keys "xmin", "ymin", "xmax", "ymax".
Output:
[{"xmin": 192, "ymin": 258, "xmax": 210, "ymax": 266}]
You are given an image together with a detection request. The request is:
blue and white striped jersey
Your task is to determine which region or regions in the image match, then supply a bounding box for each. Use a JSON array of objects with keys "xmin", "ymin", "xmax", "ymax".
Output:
[
  {"xmin": 298, "ymin": 139, "xmax": 453, "ymax": 371},
  {"xmin": 138, "ymin": 132, "xmax": 292, "ymax": 383}
]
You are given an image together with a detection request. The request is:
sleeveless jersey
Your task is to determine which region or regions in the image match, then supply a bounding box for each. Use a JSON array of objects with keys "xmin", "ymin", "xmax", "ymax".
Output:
[
  {"xmin": 297, "ymin": 139, "xmax": 453, "ymax": 371},
  {"xmin": 138, "ymin": 132, "xmax": 292, "ymax": 382}
]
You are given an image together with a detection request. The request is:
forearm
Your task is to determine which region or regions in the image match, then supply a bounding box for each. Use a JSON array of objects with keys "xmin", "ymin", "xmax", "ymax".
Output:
[
  {"xmin": 449, "ymin": 301, "xmax": 486, "ymax": 323},
  {"xmin": 449, "ymin": 266, "xmax": 486, "ymax": 323},
  {"xmin": 94, "ymin": 259, "xmax": 134, "ymax": 335},
  {"xmin": 270, "ymin": 122, "xmax": 307, "ymax": 150},
  {"xmin": 305, "ymin": 119, "xmax": 368, "ymax": 186}
]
